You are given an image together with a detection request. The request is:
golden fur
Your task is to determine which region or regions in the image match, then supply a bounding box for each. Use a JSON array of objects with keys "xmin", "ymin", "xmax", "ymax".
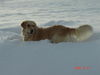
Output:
[{"xmin": 21, "ymin": 20, "xmax": 93, "ymax": 43}]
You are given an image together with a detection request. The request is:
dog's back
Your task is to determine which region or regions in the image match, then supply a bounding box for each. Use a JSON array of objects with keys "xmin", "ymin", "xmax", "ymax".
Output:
[{"xmin": 51, "ymin": 25, "xmax": 93, "ymax": 43}]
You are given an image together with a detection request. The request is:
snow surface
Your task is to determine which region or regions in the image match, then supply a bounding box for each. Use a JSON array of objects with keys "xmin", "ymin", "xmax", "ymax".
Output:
[{"xmin": 0, "ymin": 0, "xmax": 100, "ymax": 75}]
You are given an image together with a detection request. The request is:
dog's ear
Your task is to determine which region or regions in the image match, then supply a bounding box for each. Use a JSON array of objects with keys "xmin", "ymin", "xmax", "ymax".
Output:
[{"xmin": 21, "ymin": 21, "xmax": 27, "ymax": 28}]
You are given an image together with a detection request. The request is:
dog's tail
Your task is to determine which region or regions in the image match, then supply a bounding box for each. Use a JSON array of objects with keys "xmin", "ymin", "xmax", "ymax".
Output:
[{"xmin": 76, "ymin": 25, "xmax": 93, "ymax": 41}]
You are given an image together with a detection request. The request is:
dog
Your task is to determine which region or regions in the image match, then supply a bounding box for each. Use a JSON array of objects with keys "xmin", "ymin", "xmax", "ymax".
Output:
[{"xmin": 21, "ymin": 20, "xmax": 93, "ymax": 43}]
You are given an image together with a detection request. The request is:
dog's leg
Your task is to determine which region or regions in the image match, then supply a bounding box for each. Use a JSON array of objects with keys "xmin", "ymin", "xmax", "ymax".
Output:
[{"xmin": 51, "ymin": 34, "xmax": 65, "ymax": 43}]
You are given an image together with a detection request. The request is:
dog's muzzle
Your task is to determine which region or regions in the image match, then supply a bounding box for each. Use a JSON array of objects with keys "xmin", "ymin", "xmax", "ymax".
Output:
[{"xmin": 29, "ymin": 29, "xmax": 34, "ymax": 34}]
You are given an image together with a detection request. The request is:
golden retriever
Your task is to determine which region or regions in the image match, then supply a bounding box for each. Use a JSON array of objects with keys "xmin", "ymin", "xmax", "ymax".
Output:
[{"xmin": 21, "ymin": 20, "xmax": 93, "ymax": 43}]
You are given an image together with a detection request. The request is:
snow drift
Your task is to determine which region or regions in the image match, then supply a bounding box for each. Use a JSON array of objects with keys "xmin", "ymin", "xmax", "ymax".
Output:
[{"xmin": 0, "ymin": 0, "xmax": 100, "ymax": 75}]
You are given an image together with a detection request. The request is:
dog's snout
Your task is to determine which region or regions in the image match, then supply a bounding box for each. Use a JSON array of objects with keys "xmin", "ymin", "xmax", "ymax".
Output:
[{"xmin": 30, "ymin": 29, "xmax": 34, "ymax": 34}]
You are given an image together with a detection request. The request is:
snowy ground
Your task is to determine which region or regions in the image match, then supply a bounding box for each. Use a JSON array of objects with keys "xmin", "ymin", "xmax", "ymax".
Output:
[{"xmin": 0, "ymin": 0, "xmax": 100, "ymax": 75}]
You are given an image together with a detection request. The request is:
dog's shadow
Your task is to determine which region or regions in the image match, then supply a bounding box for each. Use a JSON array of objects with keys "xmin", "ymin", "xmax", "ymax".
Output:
[{"xmin": 87, "ymin": 32, "xmax": 100, "ymax": 42}]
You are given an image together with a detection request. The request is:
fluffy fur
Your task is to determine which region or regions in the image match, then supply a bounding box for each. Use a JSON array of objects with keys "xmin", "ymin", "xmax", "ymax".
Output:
[{"xmin": 21, "ymin": 20, "xmax": 93, "ymax": 43}]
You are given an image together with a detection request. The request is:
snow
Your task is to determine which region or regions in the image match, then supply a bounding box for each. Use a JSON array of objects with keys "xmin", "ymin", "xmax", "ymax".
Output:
[{"xmin": 0, "ymin": 0, "xmax": 100, "ymax": 75}]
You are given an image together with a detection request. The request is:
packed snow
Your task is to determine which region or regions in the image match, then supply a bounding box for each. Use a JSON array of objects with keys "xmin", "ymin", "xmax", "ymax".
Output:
[{"xmin": 0, "ymin": 0, "xmax": 100, "ymax": 75}]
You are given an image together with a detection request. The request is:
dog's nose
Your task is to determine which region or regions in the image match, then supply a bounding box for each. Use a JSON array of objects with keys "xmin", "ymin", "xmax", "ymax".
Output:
[{"xmin": 30, "ymin": 29, "xmax": 34, "ymax": 34}]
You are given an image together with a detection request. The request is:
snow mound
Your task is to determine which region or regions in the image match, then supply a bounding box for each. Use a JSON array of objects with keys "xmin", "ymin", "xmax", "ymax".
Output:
[
  {"xmin": 88, "ymin": 32, "xmax": 100, "ymax": 41},
  {"xmin": 0, "ymin": 25, "xmax": 100, "ymax": 43},
  {"xmin": 43, "ymin": 20, "xmax": 80, "ymax": 26},
  {"xmin": 0, "ymin": 31, "xmax": 21, "ymax": 42}
]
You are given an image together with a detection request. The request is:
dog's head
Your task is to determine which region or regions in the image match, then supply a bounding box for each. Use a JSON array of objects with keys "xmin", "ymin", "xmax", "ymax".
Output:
[{"xmin": 21, "ymin": 20, "xmax": 38, "ymax": 37}]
